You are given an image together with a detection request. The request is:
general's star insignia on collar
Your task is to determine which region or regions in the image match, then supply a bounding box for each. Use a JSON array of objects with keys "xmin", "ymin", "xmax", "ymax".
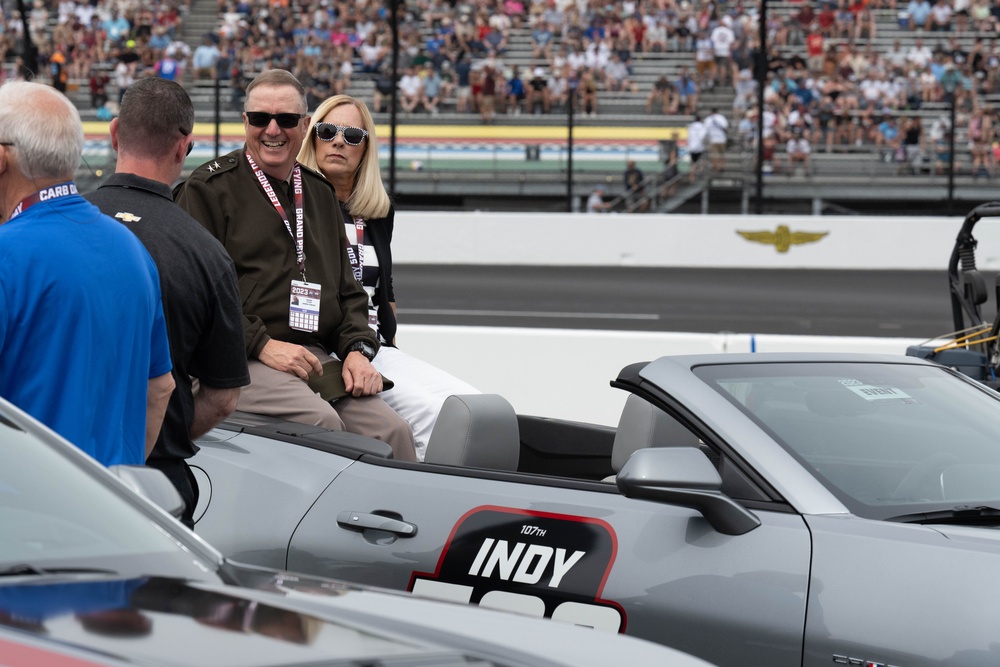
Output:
[
  {"xmin": 114, "ymin": 212, "xmax": 142, "ymax": 222},
  {"xmin": 207, "ymin": 161, "xmax": 221, "ymax": 172}
]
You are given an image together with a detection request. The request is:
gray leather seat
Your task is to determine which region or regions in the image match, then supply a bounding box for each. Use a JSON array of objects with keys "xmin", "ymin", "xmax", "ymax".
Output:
[
  {"xmin": 425, "ymin": 394, "xmax": 520, "ymax": 470},
  {"xmin": 605, "ymin": 395, "xmax": 702, "ymax": 481}
]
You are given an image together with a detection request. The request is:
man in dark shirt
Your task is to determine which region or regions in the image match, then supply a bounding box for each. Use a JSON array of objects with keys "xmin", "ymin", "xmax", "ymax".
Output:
[
  {"xmin": 622, "ymin": 160, "xmax": 648, "ymax": 212},
  {"xmin": 86, "ymin": 78, "xmax": 250, "ymax": 527}
]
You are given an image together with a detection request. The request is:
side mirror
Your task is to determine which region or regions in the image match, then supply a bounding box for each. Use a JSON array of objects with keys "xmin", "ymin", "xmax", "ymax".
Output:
[
  {"xmin": 616, "ymin": 447, "xmax": 760, "ymax": 536},
  {"xmin": 109, "ymin": 465, "xmax": 185, "ymax": 520}
]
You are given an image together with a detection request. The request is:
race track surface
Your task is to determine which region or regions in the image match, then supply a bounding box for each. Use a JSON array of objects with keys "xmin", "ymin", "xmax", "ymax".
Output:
[{"xmin": 394, "ymin": 266, "xmax": 971, "ymax": 340}]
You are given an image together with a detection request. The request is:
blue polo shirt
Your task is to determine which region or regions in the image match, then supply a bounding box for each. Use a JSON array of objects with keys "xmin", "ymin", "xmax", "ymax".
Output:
[{"xmin": 0, "ymin": 191, "xmax": 171, "ymax": 465}]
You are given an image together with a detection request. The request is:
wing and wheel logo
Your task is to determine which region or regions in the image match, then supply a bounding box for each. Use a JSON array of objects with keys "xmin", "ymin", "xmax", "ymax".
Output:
[{"xmin": 737, "ymin": 225, "xmax": 829, "ymax": 253}]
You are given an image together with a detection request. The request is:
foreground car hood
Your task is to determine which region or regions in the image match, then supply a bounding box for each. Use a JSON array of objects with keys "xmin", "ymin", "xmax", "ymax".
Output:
[
  {"xmin": 0, "ymin": 575, "xmax": 463, "ymax": 666},
  {"xmin": 930, "ymin": 523, "xmax": 1000, "ymax": 543},
  {"xmin": 805, "ymin": 515, "xmax": 1000, "ymax": 666},
  {"xmin": 0, "ymin": 567, "xmax": 704, "ymax": 667}
]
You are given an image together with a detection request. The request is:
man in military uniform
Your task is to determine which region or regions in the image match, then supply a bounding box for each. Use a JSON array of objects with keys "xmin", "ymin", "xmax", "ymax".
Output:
[
  {"xmin": 174, "ymin": 69, "xmax": 415, "ymax": 461},
  {"xmin": 86, "ymin": 78, "xmax": 251, "ymax": 526}
]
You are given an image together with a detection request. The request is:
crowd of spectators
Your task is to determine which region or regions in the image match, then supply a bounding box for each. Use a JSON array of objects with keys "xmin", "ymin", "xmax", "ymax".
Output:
[
  {"xmin": 3, "ymin": 0, "xmax": 1000, "ymax": 176},
  {"xmin": 728, "ymin": 0, "xmax": 1000, "ymax": 177},
  {"xmin": 1, "ymin": 0, "xmax": 192, "ymax": 114}
]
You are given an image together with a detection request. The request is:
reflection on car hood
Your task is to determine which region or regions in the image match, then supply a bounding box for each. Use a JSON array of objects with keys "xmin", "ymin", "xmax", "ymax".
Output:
[{"xmin": 0, "ymin": 574, "xmax": 489, "ymax": 667}]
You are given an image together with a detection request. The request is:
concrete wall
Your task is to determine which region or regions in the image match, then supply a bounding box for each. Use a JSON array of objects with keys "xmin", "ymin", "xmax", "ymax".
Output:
[
  {"xmin": 390, "ymin": 212, "xmax": 971, "ymax": 425},
  {"xmin": 393, "ymin": 211, "xmax": 1000, "ymax": 270}
]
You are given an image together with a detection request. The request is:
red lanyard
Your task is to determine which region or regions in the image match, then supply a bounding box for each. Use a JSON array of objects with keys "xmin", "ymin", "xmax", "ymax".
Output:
[
  {"xmin": 246, "ymin": 152, "xmax": 306, "ymax": 280},
  {"xmin": 9, "ymin": 182, "xmax": 78, "ymax": 220}
]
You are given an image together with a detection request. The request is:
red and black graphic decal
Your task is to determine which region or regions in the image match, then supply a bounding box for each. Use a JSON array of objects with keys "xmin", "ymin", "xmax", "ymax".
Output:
[{"xmin": 408, "ymin": 505, "xmax": 626, "ymax": 633}]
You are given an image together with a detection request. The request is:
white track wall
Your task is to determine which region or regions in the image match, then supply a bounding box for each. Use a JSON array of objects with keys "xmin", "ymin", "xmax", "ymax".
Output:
[
  {"xmin": 392, "ymin": 212, "xmax": 974, "ymax": 425},
  {"xmin": 393, "ymin": 211, "xmax": 1000, "ymax": 269}
]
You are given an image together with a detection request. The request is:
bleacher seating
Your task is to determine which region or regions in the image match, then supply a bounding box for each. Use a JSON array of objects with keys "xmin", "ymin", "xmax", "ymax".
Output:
[{"xmin": 9, "ymin": 0, "xmax": 998, "ymax": 212}]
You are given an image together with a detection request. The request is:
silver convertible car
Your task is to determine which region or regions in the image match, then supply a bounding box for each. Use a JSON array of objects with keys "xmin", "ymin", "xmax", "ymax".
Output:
[
  {"xmin": 191, "ymin": 352, "xmax": 1000, "ymax": 667},
  {"xmin": 0, "ymin": 395, "xmax": 706, "ymax": 666}
]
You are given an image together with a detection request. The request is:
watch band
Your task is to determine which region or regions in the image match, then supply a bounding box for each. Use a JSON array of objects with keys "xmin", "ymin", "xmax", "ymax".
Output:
[{"xmin": 349, "ymin": 341, "xmax": 376, "ymax": 361}]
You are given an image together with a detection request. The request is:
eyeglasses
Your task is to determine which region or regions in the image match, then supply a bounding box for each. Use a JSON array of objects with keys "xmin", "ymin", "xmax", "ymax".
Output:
[
  {"xmin": 244, "ymin": 112, "xmax": 306, "ymax": 129},
  {"xmin": 314, "ymin": 123, "xmax": 368, "ymax": 146},
  {"xmin": 0, "ymin": 142, "xmax": 13, "ymax": 147}
]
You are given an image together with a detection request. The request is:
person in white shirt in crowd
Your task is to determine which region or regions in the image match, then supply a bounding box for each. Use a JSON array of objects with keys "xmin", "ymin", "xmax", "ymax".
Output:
[
  {"xmin": 644, "ymin": 16, "xmax": 669, "ymax": 53},
  {"xmin": 398, "ymin": 66, "xmax": 423, "ymax": 113},
  {"xmin": 694, "ymin": 30, "xmax": 715, "ymax": 89},
  {"xmin": 786, "ymin": 129, "xmax": 812, "ymax": 175},
  {"xmin": 709, "ymin": 19, "xmax": 736, "ymax": 87},
  {"xmin": 586, "ymin": 184, "xmax": 610, "ymax": 212},
  {"xmin": 584, "ymin": 38, "xmax": 611, "ymax": 80},
  {"xmin": 929, "ymin": 0, "xmax": 953, "ymax": 31},
  {"xmin": 566, "ymin": 45, "xmax": 587, "ymax": 76},
  {"xmin": 704, "ymin": 107, "xmax": 730, "ymax": 171},
  {"xmin": 547, "ymin": 66, "xmax": 569, "ymax": 110},
  {"xmin": 686, "ymin": 113, "xmax": 708, "ymax": 182},
  {"xmin": 884, "ymin": 38, "xmax": 909, "ymax": 76},
  {"xmin": 906, "ymin": 37, "xmax": 933, "ymax": 70},
  {"xmin": 604, "ymin": 52, "xmax": 635, "ymax": 92}
]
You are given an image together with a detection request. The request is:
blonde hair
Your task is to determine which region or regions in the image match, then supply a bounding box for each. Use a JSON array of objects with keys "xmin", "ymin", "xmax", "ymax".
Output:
[{"xmin": 298, "ymin": 95, "xmax": 390, "ymax": 220}]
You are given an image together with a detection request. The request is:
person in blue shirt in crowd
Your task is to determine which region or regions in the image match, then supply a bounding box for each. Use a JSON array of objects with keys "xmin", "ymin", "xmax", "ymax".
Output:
[{"xmin": 506, "ymin": 64, "xmax": 527, "ymax": 114}]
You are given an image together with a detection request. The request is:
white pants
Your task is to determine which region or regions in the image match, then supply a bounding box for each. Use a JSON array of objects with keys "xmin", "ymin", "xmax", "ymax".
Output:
[{"xmin": 372, "ymin": 345, "xmax": 480, "ymax": 461}]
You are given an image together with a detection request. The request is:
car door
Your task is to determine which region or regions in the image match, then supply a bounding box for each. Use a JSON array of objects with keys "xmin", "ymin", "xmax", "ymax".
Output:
[{"xmin": 286, "ymin": 426, "xmax": 812, "ymax": 667}]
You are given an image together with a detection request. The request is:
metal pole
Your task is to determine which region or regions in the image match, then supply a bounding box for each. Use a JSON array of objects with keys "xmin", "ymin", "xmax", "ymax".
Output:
[
  {"xmin": 948, "ymin": 90, "xmax": 956, "ymax": 216},
  {"xmin": 566, "ymin": 83, "xmax": 575, "ymax": 212},
  {"xmin": 214, "ymin": 71, "xmax": 221, "ymax": 158},
  {"xmin": 388, "ymin": 0, "xmax": 400, "ymax": 198},
  {"xmin": 754, "ymin": 0, "xmax": 767, "ymax": 214},
  {"xmin": 15, "ymin": 0, "xmax": 38, "ymax": 76}
]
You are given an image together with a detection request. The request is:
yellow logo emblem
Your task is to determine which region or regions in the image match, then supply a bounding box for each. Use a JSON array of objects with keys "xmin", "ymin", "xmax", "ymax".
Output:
[
  {"xmin": 114, "ymin": 212, "xmax": 142, "ymax": 223},
  {"xmin": 737, "ymin": 225, "xmax": 828, "ymax": 253}
]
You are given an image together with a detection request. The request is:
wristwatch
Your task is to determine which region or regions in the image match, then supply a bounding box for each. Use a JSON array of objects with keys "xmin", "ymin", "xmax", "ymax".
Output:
[{"xmin": 347, "ymin": 341, "xmax": 376, "ymax": 361}]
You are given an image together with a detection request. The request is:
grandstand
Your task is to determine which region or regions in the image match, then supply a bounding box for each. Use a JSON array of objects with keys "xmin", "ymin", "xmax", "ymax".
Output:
[{"xmin": 6, "ymin": 0, "xmax": 999, "ymax": 214}]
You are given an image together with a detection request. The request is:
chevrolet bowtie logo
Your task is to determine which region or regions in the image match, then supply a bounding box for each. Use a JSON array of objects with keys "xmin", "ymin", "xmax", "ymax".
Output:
[
  {"xmin": 737, "ymin": 225, "xmax": 828, "ymax": 253},
  {"xmin": 114, "ymin": 212, "xmax": 142, "ymax": 223}
]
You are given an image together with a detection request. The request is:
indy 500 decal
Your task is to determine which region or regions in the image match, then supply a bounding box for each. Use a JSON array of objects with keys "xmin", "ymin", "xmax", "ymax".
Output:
[{"xmin": 408, "ymin": 505, "xmax": 625, "ymax": 633}]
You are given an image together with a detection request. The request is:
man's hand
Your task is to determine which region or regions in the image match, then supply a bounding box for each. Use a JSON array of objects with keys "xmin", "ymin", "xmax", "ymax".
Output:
[
  {"xmin": 259, "ymin": 339, "xmax": 323, "ymax": 380},
  {"xmin": 343, "ymin": 351, "xmax": 383, "ymax": 396}
]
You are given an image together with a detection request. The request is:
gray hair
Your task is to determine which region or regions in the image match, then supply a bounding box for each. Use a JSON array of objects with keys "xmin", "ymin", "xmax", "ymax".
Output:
[
  {"xmin": 244, "ymin": 69, "xmax": 307, "ymax": 114},
  {"xmin": 0, "ymin": 81, "xmax": 83, "ymax": 180}
]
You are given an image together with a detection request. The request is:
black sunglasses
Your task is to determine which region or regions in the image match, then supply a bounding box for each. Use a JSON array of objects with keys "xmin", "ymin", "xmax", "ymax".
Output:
[
  {"xmin": 314, "ymin": 122, "xmax": 368, "ymax": 146},
  {"xmin": 180, "ymin": 128, "xmax": 193, "ymax": 156},
  {"xmin": 245, "ymin": 111, "xmax": 306, "ymax": 129}
]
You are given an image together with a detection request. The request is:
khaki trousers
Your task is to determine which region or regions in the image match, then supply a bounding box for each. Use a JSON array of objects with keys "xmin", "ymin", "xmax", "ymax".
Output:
[{"xmin": 238, "ymin": 346, "xmax": 416, "ymax": 462}]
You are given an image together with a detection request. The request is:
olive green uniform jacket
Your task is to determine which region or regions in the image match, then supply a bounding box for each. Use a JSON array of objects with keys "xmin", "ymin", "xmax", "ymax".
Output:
[{"xmin": 174, "ymin": 148, "xmax": 378, "ymax": 361}]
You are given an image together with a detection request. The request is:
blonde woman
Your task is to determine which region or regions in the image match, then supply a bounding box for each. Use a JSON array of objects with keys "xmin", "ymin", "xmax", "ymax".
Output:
[{"xmin": 298, "ymin": 95, "xmax": 479, "ymax": 460}]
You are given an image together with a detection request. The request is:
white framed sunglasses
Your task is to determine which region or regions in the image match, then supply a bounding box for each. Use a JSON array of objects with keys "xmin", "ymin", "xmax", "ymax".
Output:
[{"xmin": 314, "ymin": 123, "xmax": 368, "ymax": 145}]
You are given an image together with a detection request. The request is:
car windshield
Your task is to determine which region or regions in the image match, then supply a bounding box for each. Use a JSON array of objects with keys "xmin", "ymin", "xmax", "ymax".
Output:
[
  {"xmin": 694, "ymin": 361, "xmax": 1000, "ymax": 519},
  {"xmin": 0, "ymin": 412, "xmax": 220, "ymax": 581}
]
